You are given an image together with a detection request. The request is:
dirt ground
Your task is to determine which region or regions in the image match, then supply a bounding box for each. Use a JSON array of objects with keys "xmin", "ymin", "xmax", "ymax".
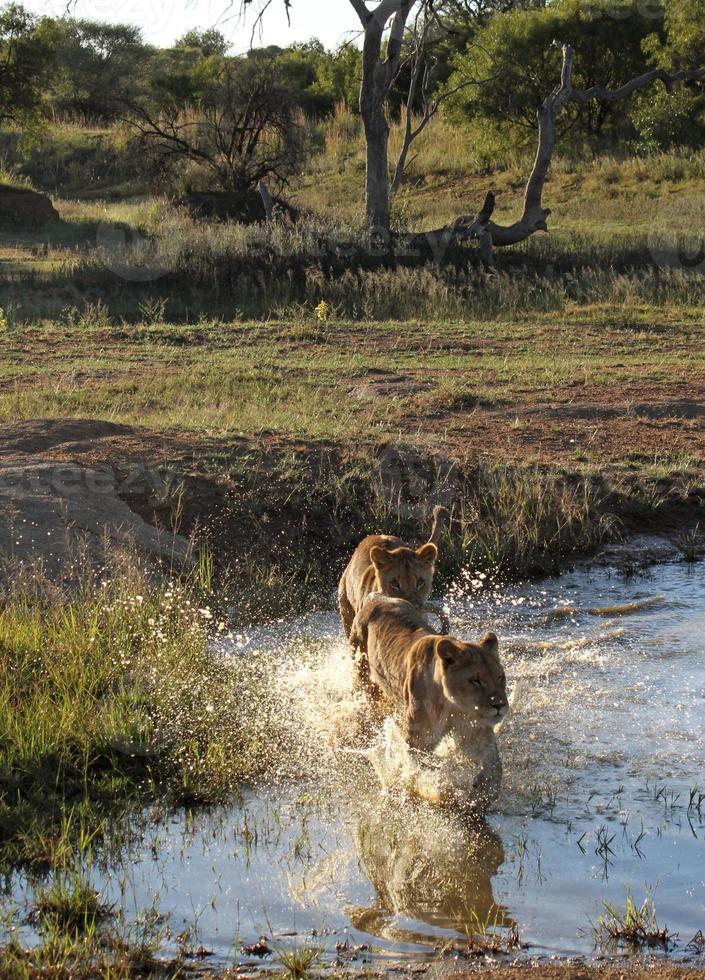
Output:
[
  {"xmin": 445, "ymin": 963, "xmax": 705, "ymax": 978},
  {"xmin": 206, "ymin": 959, "xmax": 705, "ymax": 979},
  {"xmin": 419, "ymin": 380, "xmax": 705, "ymax": 468}
]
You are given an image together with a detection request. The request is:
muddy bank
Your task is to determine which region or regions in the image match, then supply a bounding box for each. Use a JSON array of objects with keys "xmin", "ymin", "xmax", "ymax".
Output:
[
  {"xmin": 425, "ymin": 965, "xmax": 705, "ymax": 978},
  {"xmin": 191, "ymin": 964, "xmax": 705, "ymax": 978},
  {"xmin": 1, "ymin": 417, "xmax": 703, "ymax": 611},
  {"xmin": 441, "ymin": 966, "xmax": 705, "ymax": 978}
]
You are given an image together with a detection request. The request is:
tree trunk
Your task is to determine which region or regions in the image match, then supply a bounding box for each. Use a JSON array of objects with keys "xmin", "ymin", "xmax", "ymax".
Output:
[
  {"xmin": 407, "ymin": 43, "xmax": 705, "ymax": 268},
  {"xmin": 359, "ymin": 15, "xmax": 391, "ymax": 230},
  {"xmin": 355, "ymin": 1, "xmax": 412, "ymax": 231},
  {"xmin": 362, "ymin": 100, "xmax": 391, "ymax": 231}
]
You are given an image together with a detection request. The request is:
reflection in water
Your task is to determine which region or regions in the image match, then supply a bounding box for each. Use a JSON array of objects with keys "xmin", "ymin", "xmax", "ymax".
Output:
[{"xmin": 350, "ymin": 801, "xmax": 512, "ymax": 945}]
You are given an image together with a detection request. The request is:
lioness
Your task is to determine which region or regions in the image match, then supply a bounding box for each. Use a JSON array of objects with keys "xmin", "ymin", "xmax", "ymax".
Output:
[
  {"xmin": 338, "ymin": 505, "xmax": 449, "ymax": 641},
  {"xmin": 350, "ymin": 595, "xmax": 507, "ymax": 806}
]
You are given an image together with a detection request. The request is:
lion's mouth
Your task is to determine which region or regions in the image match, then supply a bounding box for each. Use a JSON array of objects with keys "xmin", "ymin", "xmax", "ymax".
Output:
[{"xmin": 486, "ymin": 705, "xmax": 508, "ymax": 719}]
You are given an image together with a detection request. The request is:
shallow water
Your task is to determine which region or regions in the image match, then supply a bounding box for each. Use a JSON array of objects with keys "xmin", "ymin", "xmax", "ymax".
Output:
[{"xmin": 7, "ymin": 552, "xmax": 705, "ymax": 966}]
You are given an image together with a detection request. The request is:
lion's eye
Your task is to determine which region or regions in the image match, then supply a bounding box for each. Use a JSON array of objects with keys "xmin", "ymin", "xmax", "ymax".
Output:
[
  {"xmin": 416, "ymin": 578, "xmax": 425, "ymax": 589},
  {"xmin": 391, "ymin": 579, "xmax": 401, "ymax": 589},
  {"xmin": 469, "ymin": 679, "xmax": 482, "ymax": 688}
]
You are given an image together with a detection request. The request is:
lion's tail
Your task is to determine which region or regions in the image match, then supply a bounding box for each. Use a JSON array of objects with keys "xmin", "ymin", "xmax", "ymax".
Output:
[{"xmin": 427, "ymin": 505, "xmax": 450, "ymax": 547}]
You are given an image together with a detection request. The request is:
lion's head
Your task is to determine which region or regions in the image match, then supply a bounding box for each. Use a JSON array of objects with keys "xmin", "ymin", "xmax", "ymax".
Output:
[
  {"xmin": 369, "ymin": 542, "xmax": 437, "ymax": 606},
  {"xmin": 436, "ymin": 632, "xmax": 507, "ymax": 724}
]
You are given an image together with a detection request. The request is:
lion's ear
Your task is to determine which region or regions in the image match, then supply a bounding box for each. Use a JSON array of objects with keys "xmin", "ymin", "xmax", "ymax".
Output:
[
  {"xmin": 416, "ymin": 542, "xmax": 438, "ymax": 565},
  {"xmin": 480, "ymin": 631, "xmax": 499, "ymax": 653},
  {"xmin": 436, "ymin": 637, "xmax": 459, "ymax": 668},
  {"xmin": 370, "ymin": 545, "xmax": 395, "ymax": 570}
]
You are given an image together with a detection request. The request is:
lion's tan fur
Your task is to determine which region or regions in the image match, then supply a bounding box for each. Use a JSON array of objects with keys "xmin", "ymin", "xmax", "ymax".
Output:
[
  {"xmin": 350, "ymin": 595, "xmax": 508, "ymax": 807},
  {"xmin": 337, "ymin": 506, "xmax": 448, "ymax": 640}
]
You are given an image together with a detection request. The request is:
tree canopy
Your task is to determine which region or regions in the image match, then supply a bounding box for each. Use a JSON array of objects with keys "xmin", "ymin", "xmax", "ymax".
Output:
[{"xmin": 0, "ymin": 4, "xmax": 56, "ymax": 134}]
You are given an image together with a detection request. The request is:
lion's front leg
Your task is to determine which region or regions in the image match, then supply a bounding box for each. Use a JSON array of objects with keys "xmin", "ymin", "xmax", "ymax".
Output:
[
  {"xmin": 401, "ymin": 697, "xmax": 442, "ymax": 753},
  {"xmin": 455, "ymin": 725, "xmax": 502, "ymax": 810},
  {"xmin": 338, "ymin": 575, "xmax": 357, "ymax": 642}
]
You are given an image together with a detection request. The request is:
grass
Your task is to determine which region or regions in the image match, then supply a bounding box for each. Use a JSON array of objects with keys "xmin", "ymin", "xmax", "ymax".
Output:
[
  {"xmin": 276, "ymin": 945, "xmax": 322, "ymax": 978},
  {"xmin": 1, "ymin": 890, "xmax": 167, "ymax": 978},
  {"xmin": 594, "ymin": 889, "xmax": 675, "ymax": 951},
  {"xmin": 2, "ymin": 309, "xmax": 704, "ymax": 438},
  {"xmin": 32, "ymin": 872, "xmax": 111, "ymax": 937},
  {"xmin": 676, "ymin": 525, "xmax": 702, "ymax": 562},
  {"xmin": 0, "ymin": 550, "xmax": 282, "ymax": 873},
  {"xmin": 5, "ymin": 202, "xmax": 705, "ymax": 324}
]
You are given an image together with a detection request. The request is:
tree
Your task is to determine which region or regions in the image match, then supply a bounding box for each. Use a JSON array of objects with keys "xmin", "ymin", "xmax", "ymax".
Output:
[
  {"xmin": 50, "ymin": 19, "xmax": 148, "ymax": 122},
  {"xmin": 0, "ymin": 3, "xmax": 56, "ymax": 133},
  {"xmin": 447, "ymin": 0, "xmax": 666, "ymax": 145},
  {"xmin": 249, "ymin": 39, "xmax": 335, "ymax": 115},
  {"xmin": 312, "ymin": 43, "xmax": 361, "ymax": 111},
  {"xmin": 175, "ymin": 28, "xmax": 230, "ymax": 57},
  {"xmin": 126, "ymin": 55, "xmax": 305, "ymax": 193}
]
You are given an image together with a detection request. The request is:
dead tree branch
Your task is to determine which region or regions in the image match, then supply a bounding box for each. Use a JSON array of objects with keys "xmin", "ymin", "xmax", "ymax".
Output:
[{"xmin": 422, "ymin": 42, "xmax": 705, "ymax": 268}]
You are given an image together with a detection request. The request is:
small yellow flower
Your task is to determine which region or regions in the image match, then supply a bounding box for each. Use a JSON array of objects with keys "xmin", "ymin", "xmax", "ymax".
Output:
[{"xmin": 315, "ymin": 300, "xmax": 331, "ymax": 323}]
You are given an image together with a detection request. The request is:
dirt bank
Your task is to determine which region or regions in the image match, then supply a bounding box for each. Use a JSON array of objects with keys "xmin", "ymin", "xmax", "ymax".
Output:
[
  {"xmin": 0, "ymin": 418, "xmax": 194, "ymax": 581},
  {"xmin": 447, "ymin": 964, "xmax": 705, "ymax": 979},
  {"xmin": 1, "ymin": 417, "xmax": 703, "ymax": 611},
  {"xmin": 200, "ymin": 958, "xmax": 705, "ymax": 979}
]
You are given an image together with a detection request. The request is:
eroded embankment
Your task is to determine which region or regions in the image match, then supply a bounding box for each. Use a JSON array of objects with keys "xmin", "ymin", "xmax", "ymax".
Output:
[{"xmin": 2, "ymin": 417, "xmax": 704, "ymax": 622}]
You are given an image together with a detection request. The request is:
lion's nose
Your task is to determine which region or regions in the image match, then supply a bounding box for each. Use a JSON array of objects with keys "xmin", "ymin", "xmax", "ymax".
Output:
[{"xmin": 489, "ymin": 693, "xmax": 507, "ymax": 710}]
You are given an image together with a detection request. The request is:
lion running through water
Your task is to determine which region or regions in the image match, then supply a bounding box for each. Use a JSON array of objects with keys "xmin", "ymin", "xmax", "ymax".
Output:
[
  {"xmin": 338, "ymin": 506, "xmax": 450, "ymax": 641},
  {"xmin": 350, "ymin": 595, "xmax": 508, "ymax": 811}
]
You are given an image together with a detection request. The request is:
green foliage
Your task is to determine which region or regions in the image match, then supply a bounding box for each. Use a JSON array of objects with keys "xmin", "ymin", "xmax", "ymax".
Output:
[
  {"xmin": 311, "ymin": 43, "xmax": 362, "ymax": 112},
  {"xmin": 652, "ymin": 0, "xmax": 705, "ymax": 69},
  {"xmin": 247, "ymin": 39, "xmax": 362, "ymax": 116},
  {"xmin": 0, "ymin": 3, "xmax": 57, "ymax": 136},
  {"xmin": 631, "ymin": 85, "xmax": 705, "ymax": 152},
  {"xmin": 447, "ymin": 0, "xmax": 666, "ymax": 149},
  {"xmin": 174, "ymin": 26, "xmax": 230, "ymax": 57},
  {"xmin": 0, "ymin": 3, "xmax": 361, "ymax": 132},
  {"xmin": 49, "ymin": 18, "xmax": 148, "ymax": 122}
]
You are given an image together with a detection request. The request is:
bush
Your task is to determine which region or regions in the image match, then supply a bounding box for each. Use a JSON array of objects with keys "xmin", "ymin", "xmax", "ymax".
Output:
[{"xmin": 631, "ymin": 87, "xmax": 705, "ymax": 153}]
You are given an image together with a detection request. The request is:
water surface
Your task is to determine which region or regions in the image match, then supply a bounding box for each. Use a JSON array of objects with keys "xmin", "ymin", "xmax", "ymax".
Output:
[{"xmin": 7, "ymin": 552, "xmax": 705, "ymax": 966}]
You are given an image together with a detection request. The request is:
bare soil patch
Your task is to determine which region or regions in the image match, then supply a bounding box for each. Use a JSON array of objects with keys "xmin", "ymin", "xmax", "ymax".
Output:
[{"xmin": 419, "ymin": 382, "xmax": 705, "ymax": 468}]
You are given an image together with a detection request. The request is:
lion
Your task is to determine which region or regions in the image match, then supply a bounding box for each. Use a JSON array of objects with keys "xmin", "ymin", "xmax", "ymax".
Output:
[
  {"xmin": 349, "ymin": 595, "xmax": 507, "ymax": 808},
  {"xmin": 338, "ymin": 505, "xmax": 449, "ymax": 642}
]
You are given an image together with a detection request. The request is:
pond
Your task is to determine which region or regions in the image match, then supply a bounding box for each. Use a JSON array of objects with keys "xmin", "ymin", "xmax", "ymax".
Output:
[{"xmin": 6, "ymin": 546, "xmax": 705, "ymax": 968}]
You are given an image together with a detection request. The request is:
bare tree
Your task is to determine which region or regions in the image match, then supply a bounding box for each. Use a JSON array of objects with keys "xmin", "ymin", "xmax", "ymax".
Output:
[
  {"xmin": 417, "ymin": 42, "xmax": 705, "ymax": 267},
  {"xmin": 125, "ymin": 57, "xmax": 304, "ymax": 194}
]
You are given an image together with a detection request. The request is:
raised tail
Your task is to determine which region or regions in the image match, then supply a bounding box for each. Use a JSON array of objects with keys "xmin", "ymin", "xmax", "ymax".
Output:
[{"xmin": 427, "ymin": 505, "xmax": 450, "ymax": 547}]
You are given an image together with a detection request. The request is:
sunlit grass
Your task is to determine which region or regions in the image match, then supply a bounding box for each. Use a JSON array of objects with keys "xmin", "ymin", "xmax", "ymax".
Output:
[
  {"xmin": 0, "ymin": 551, "xmax": 275, "ymax": 873},
  {"xmin": 593, "ymin": 888, "xmax": 675, "ymax": 950}
]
